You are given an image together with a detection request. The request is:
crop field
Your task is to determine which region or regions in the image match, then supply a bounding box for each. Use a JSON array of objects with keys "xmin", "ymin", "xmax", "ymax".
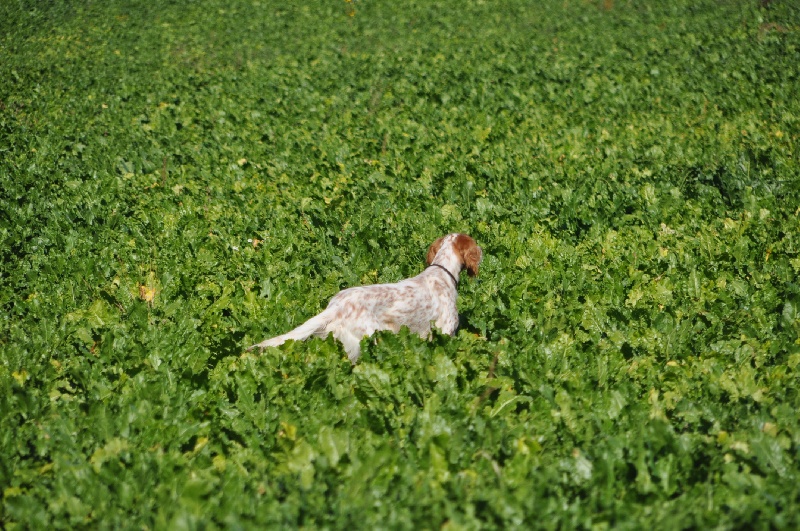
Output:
[{"xmin": 2, "ymin": 0, "xmax": 800, "ymax": 527}]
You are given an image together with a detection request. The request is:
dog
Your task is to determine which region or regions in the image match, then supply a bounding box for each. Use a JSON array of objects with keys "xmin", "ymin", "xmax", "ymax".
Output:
[{"xmin": 247, "ymin": 233, "xmax": 482, "ymax": 362}]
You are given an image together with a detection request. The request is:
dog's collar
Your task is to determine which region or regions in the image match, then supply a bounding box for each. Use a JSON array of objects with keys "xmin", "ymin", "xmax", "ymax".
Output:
[{"xmin": 426, "ymin": 263, "xmax": 459, "ymax": 287}]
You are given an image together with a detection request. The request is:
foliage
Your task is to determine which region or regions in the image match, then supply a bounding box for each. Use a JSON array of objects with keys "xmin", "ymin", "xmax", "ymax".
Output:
[{"xmin": 2, "ymin": 0, "xmax": 800, "ymax": 527}]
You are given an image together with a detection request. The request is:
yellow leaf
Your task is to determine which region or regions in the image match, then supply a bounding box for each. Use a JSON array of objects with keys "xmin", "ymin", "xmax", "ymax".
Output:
[
  {"xmin": 730, "ymin": 441, "xmax": 750, "ymax": 454},
  {"xmin": 139, "ymin": 285, "xmax": 156, "ymax": 303},
  {"xmin": 279, "ymin": 422, "xmax": 297, "ymax": 441},
  {"xmin": 4, "ymin": 487, "xmax": 22, "ymax": 498},
  {"xmin": 762, "ymin": 422, "xmax": 778, "ymax": 437},
  {"xmin": 193, "ymin": 436, "xmax": 209, "ymax": 453},
  {"xmin": 12, "ymin": 370, "xmax": 28, "ymax": 386}
]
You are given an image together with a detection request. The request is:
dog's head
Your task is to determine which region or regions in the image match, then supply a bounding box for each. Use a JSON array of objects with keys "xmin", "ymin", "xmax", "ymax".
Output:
[{"xmin": 426, "ymin": 233, "xmax": 483, "ymax": 277}]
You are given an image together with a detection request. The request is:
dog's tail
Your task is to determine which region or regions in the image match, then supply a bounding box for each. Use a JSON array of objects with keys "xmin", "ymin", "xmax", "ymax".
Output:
[{"xmin": 246, "ymin": 310, "xmax": 332, "ymax": 352}]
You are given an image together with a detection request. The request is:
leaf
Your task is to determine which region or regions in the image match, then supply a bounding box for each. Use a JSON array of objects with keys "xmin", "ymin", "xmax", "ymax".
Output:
[
  {"xmin": 430, "ymin": 353, "xmax": 457, "ymax": 391},
  {"xmin": 12, "ymin": 370, "xmax": 29, "ymax": 386},
  {"xmin": 86, "ymin": 299, "xmax": 119, "ymax": 328},
  {"xmin": 607, "ymin": 390, "xmax": 627, "ymax": 419},
  {"xmin": 782, "ymin": 300, "xmax": 799, "ymax": 326},
  {"xmin": 317, "ymin": 426, "xmax": 348, "ymax": 468},
  {"xmin": 353, "ymin": 363, "xmax": 393, "ymax": 402},
  {"xmin": 4, "ymin": 487, "xmax": 23, "ymax": 498},
  {"xmin": 490, "ymin": 389, "xmax": 531, "ymax": 419},
  {"xmin": 139, "ymin": 284, "xmax": 156, "ymax": 303},
  {"xmin": 90, "ymin": 438, "xmax": 130, "ymax": 472},
  {"xmin": 286, "ymin": 440, "xmax": 317, "ymax": 490}
]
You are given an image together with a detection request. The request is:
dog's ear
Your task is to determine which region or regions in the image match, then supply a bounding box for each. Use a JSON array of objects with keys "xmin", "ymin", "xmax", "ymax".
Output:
[
  {"xmin": 426, "ymin": 236, "xmax": 445, "ymax": 265},
  {"xmin": 455, "ymin": 234, "xmax": 482, "ymax": 277}
]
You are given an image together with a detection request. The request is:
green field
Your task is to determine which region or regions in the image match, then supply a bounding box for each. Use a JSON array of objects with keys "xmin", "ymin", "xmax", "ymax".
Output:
[{"xmin": 2, "ymin": 0, "xmax": 800, "ymax": 527}]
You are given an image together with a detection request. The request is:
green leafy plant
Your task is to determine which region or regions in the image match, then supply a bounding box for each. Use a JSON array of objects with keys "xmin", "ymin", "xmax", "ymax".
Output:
[{"xmin": 1, "ymin": 0, "xmax": 799, "ymax": 527}]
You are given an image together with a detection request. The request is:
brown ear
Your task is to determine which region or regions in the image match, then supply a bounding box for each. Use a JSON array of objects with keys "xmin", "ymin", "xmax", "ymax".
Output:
[
  {"xmin": 426, "ymin": 237, "xmax": 444, "ymax": 265},
  {"xmin": 455, "ymin": 234, "xmax": 483, "ymax": 277}
]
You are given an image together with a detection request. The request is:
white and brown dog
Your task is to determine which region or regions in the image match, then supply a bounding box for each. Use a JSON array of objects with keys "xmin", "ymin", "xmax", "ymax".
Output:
[{"xmin": 248, "ymin": 233, "xmax": 482, "ymax": 362}]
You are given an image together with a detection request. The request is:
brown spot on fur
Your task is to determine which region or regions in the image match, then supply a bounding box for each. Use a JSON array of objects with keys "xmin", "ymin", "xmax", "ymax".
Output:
[
  {"xmin": 426, "ymin": 237, "xmax": 444, "ymax": 265},
  {"xmin": 454, "ymin": 234, "xmax": 482, "ymax": 276}
]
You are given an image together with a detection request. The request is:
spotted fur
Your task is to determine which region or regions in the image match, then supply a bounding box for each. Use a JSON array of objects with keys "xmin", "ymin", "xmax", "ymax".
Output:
[{"xmin": 247, "ymin": 233, "xmax": 482, "ymax": 363}]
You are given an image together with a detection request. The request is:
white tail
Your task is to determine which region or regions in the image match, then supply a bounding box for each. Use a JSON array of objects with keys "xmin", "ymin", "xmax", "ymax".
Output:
[{"xmin": 247, "ymin": 311, "xmax": 332, "ymax": 351}]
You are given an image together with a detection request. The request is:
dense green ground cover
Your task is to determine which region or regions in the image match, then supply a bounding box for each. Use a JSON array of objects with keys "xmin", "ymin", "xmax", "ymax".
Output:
[{"xmin": 2, "ymin": 0, "xmax": 800, "ymax": 527}]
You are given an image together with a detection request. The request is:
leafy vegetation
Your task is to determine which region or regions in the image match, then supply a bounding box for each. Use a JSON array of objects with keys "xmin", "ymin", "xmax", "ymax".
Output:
[{"xmin": 2, "ymin": 0, "xmax": 800, "ymax": 527}]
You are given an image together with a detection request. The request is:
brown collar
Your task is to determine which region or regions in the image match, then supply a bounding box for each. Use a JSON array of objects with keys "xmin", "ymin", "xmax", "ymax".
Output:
[{"xmin": 426, "ymin": 263, "xmax": 459, "ymax": 287}]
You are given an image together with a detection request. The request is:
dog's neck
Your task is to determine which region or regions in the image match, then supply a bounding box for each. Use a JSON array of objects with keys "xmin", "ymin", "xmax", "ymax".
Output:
[
  {"xmin": 426, "ymin": 263, "xmax": 459, "ymax": 286},
  {"xmin": 428, "ymin": 243, "xmax": 463, "ymax": 285}
]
